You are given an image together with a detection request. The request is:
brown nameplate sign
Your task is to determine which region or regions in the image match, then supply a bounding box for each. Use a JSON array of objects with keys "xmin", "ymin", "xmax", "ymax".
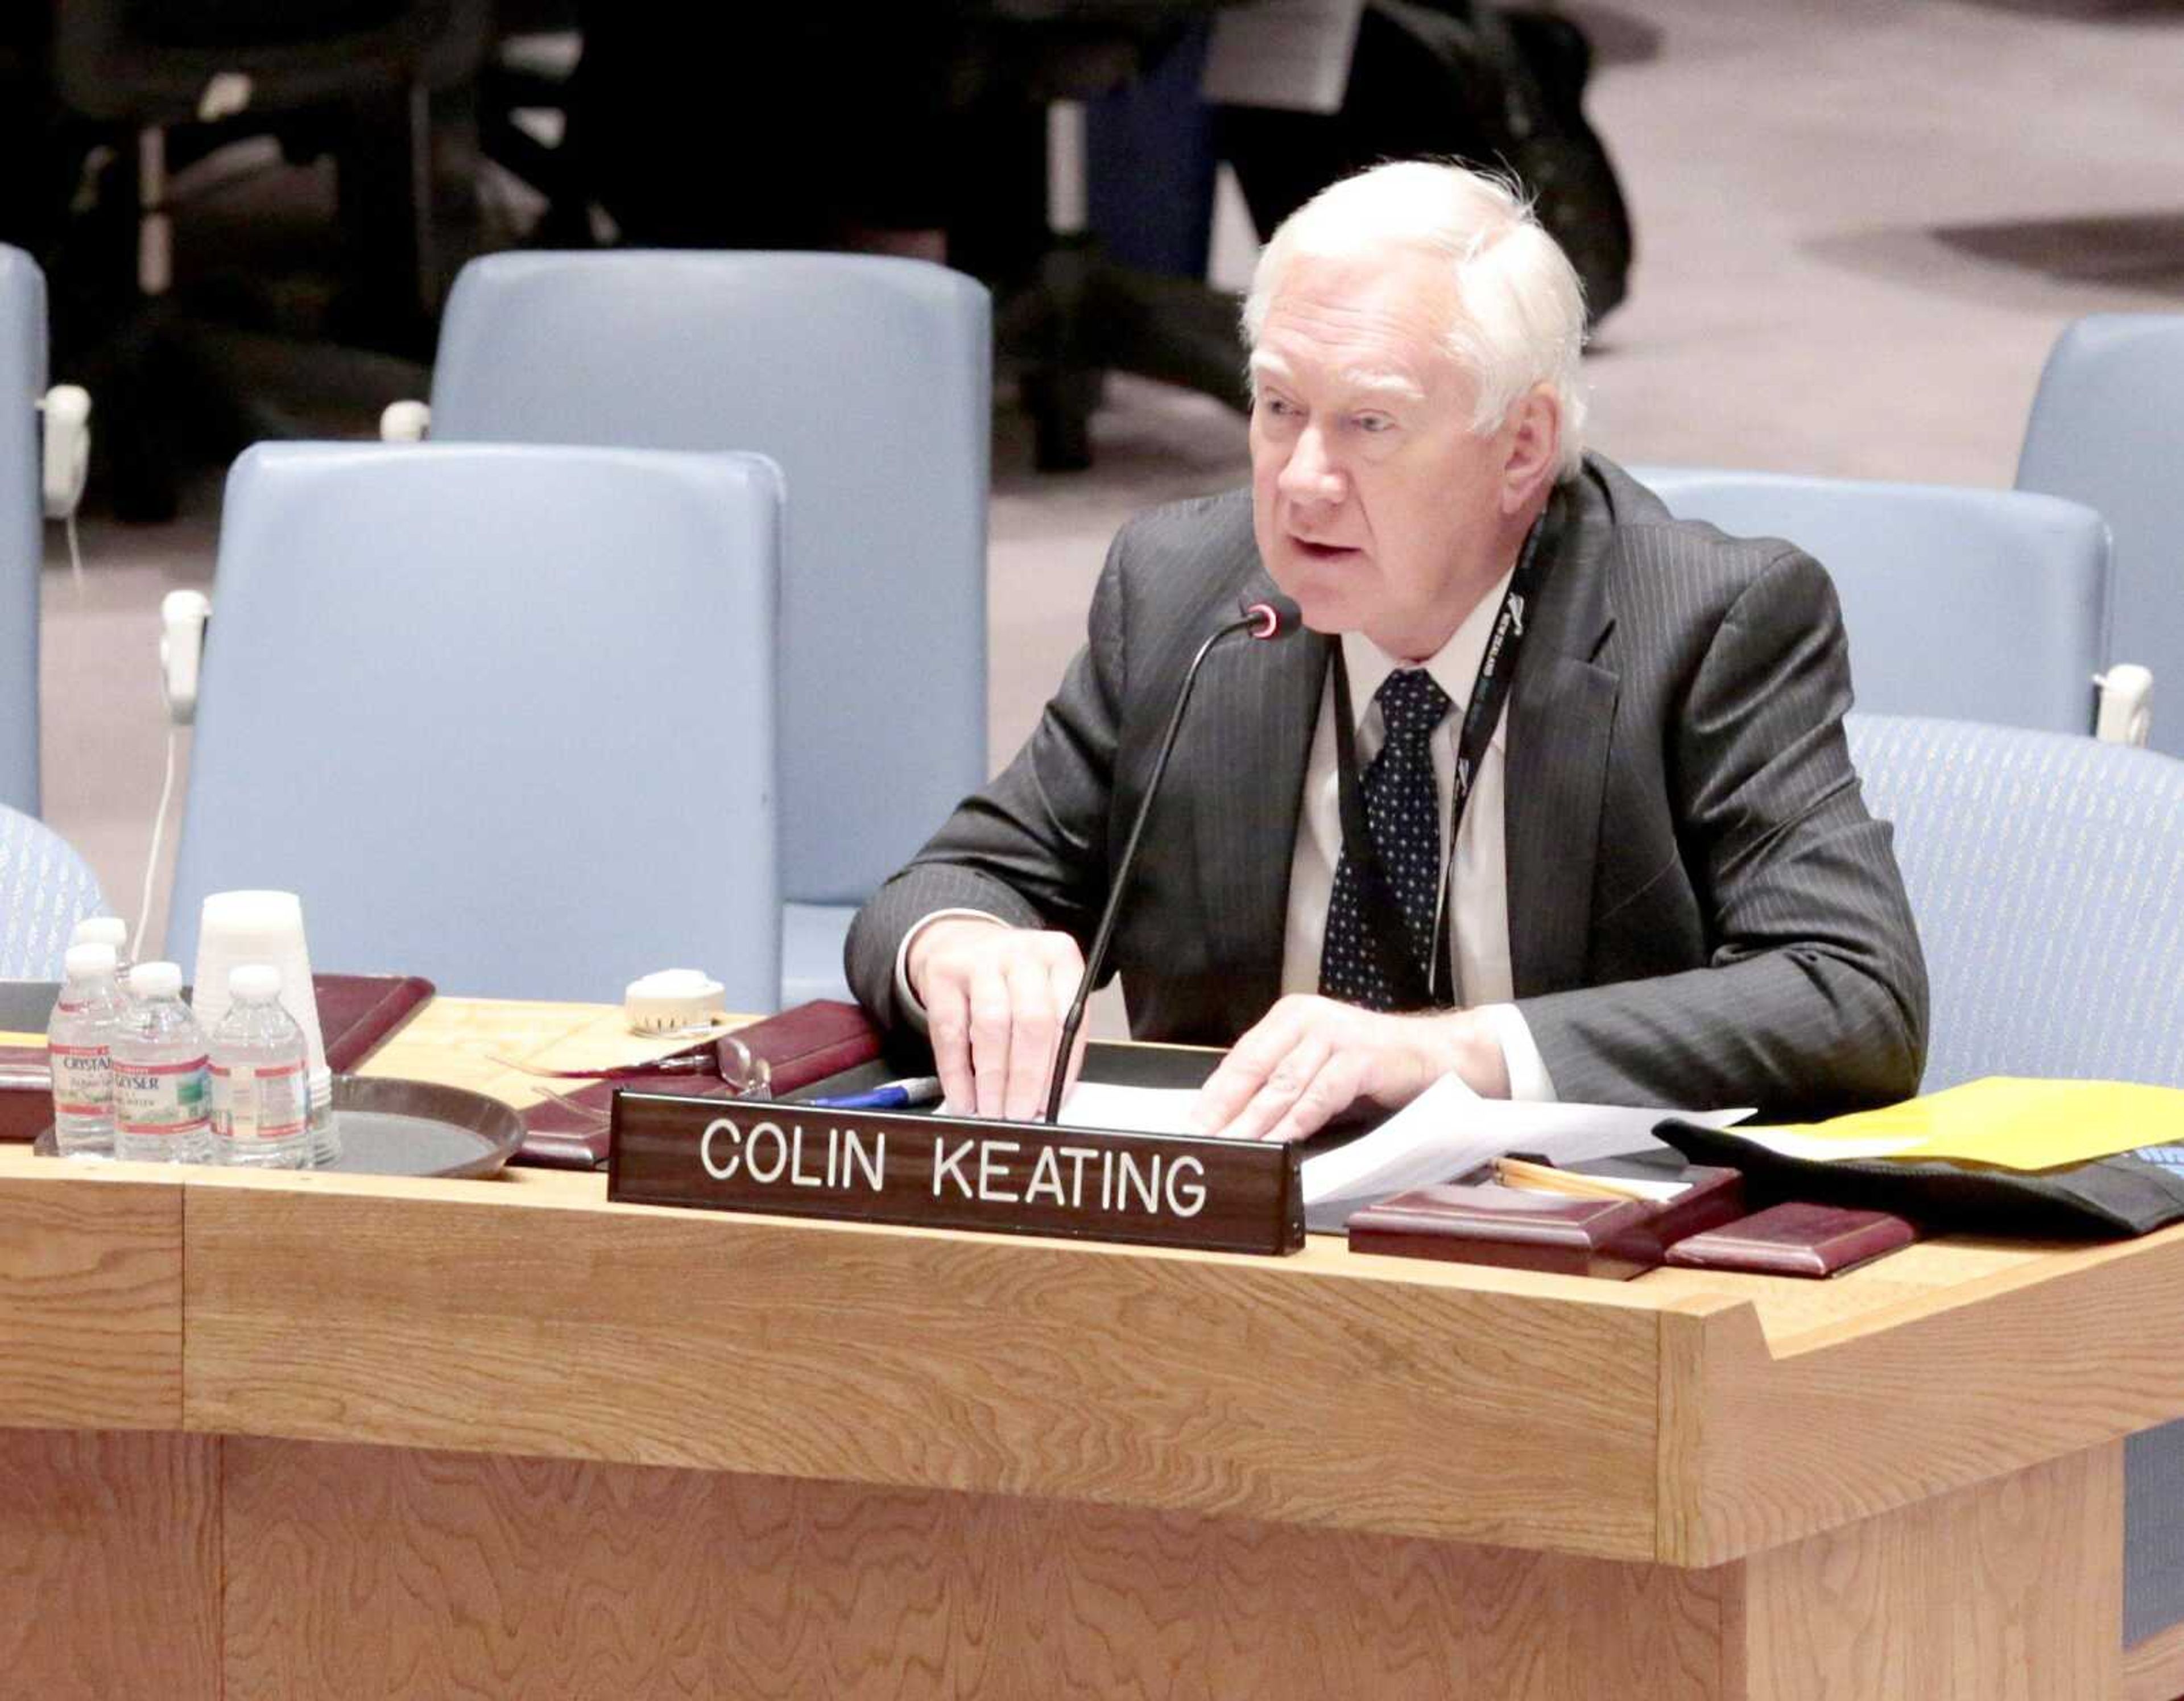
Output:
[{"xmin": 607, "ymin": 1092, "xmax": 1304, "ymax": 1256}]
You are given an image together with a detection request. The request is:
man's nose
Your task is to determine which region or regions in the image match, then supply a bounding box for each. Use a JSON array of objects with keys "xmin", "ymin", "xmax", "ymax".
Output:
[{"xmin": 1278, "ymin": 426, "xmax": 1345, "ymax": 505}]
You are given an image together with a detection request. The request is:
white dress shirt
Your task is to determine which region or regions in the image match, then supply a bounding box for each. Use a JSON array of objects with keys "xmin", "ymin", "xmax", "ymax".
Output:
[
  {"xmin": 1279, "ymin": 570, "xmax": 1556, "ymax": 1101},
  {"xmin": 898, "ymin": 565, "xmax": 1557, "ymax": 1102}
]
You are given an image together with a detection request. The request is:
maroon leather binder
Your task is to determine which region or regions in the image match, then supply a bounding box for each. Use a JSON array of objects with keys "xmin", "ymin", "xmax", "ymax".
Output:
[
  {"xmin": 1663, "ymin": 1202, "xmax": 1918, "ymax": 1277},
  {"xmin": 1347, "ymin": 1166, "xmax": 1745, "ymax": 1281},
  {"xmin": 0, "ymin": 1041, "xmax": 45, "ymax": 1143},
  {"xmin": 517, "ymin": 999, "xmax": 883, "ymax": 1170},
  {"xmin": 314, "ymin": 974, "xmax": 436, "ymax": 1072},
  {"xmin": 1349, "ymin": 1184, "xmax": 1655, "ymax": 1278}
]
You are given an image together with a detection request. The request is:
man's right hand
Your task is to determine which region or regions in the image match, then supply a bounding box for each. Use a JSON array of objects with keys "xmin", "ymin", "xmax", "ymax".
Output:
[{"xmin": 907, "ymin": 918, "xmax": 1089, "ymax": 1121}]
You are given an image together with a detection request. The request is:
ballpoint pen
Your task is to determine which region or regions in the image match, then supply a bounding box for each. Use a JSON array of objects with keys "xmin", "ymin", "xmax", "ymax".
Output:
[{"xmin": 808, "ymin": 1076, "xmax": 945, "ymax": 1112}]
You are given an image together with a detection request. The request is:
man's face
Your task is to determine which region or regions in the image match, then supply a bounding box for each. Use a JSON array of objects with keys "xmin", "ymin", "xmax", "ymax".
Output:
[{"xmin": 1248, "ymin": 246, "xmax": 1524, "ymax": 660}]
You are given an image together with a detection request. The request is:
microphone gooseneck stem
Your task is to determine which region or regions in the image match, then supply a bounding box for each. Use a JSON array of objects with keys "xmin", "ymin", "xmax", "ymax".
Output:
[{"xmin": 1041, "ymin": 614, "xmax": 1257, "ymax": 1125}]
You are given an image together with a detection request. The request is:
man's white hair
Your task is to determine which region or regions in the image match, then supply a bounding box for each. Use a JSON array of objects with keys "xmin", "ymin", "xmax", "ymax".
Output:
[{"xmin": 1240, "ymin": 160, "xmax": 1590, "ymax": 480}]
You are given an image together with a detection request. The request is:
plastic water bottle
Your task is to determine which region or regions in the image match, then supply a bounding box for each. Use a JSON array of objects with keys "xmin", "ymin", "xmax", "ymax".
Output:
[
  {"xmin": 111, "ymin": 962, "xmax": 211, "ymax": 1164},
  {"xmin": 69, "ymin": 915, "xmax": 130, "ymax": 977},
  {"xmin": 307, "ymin": 1070, "xmax": 340, "ymax": 1168},
  {"xmin": 48, "ymin": 942, "xmax": 127, "ymax": 1158},
  {"xmin": 209, "ymin": 965, "xmax": 312, "ymax": 1169}
]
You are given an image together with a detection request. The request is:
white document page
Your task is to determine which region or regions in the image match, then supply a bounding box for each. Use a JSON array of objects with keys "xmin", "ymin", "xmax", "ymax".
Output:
[
  {"xmin": 1202, "ymin": 0, "xmax": 1366, "ymax": 115},
  {"xmin": 1300, "ymin": 1077, "xmax": 1755, "ymax": 1232},
  {"xmin": 1054, "ymin": 1081, "xmax": 1205, "ymax": 1137}
]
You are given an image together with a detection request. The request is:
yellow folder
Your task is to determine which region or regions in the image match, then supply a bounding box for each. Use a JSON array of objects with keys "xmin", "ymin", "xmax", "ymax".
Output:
[{"xmin": 1744, "ymin": 1077, "xmax": 2184, "ymax": 1173}]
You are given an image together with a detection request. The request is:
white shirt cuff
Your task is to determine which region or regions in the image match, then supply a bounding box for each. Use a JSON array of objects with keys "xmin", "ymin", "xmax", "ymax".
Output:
[
  {"xmin": 892, "ymin": 908, "xmax": 1010, "ymax": 1033},
  {"xmin": 1476, "ymin": 1002, "xmax": 1557, "ymax": 1103}
]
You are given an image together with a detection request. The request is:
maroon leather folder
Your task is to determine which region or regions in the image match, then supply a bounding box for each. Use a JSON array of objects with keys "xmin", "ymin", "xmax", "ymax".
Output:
[
  {"xmin": 516, "ymin": 999, "xmax": 883, "ymax": 1170},
  {"xmin": 314, "ymin": 974, "xmax": 436, "ymax": 1072},
  {"xmin": 0, "ymin": 1043, "xmax": 46, "ymax": 1143},
  {"xmin": 1663, "ymin": 1202, "xmax": 1918, "ymax": 1277},
  {"xmin": 1347, "ymin": 1166, "xmax": 1745, "ymax": 1281},
  {"xmin": 1349, "ymin": 1184, "xmax": 1655, "ymax": 1278}
]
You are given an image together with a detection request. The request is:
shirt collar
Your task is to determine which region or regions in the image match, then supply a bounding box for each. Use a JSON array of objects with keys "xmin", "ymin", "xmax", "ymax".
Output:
[{"xmin": 1339, "ymin": 564, "xmax": 1519, "ymax": 738}]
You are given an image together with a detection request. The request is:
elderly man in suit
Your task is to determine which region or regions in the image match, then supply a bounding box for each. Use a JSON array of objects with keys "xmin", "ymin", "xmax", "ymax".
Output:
[{"xmin": 846, "ymin": 159, "xmax": 1927, "ymax": 1139}]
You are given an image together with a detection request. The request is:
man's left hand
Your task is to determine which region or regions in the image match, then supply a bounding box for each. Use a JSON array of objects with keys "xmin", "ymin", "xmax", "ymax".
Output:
[{"xmin": 1191, "ymin": 996, "xmax": 1511, "ymax": 1142}]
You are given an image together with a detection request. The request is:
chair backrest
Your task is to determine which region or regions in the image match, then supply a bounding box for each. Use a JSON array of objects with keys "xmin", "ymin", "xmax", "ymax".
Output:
[
  {"xmin": 0, "ymin": 245, "xmax": 43, "ymax": 816},
  {"xmin": 0, "ymin": 803, "xmax": 104, "ymax": 978},
  {"xmin": 1847, "ymin": 713, "xmax": 2184, "ymax": 1093},
  {"xmin": 1632, "ymin": 467, "xmax": 2110, "ymax": 736},
  {"xmin": 2016, "ymin": 314, "xmax": 2184, "ymax": 758},
  {"xmin": 428, "ymin": 251, "xmax": 991, "ymax": 909},
  {"xmin": 168, "ymin": 442, "xmax": 783, "ymax": 1006}
]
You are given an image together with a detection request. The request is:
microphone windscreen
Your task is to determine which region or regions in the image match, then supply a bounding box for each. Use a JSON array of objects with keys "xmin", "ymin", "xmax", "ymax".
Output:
[{"xmin": 1240, "ymin": 593, "xmax": 1304, "ymax": 639}]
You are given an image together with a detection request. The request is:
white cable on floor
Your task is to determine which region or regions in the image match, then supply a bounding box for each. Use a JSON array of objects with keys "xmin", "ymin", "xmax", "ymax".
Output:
[
  {"xmin": 136, "ymin": 724, "xmax": 179, "ymax": 957},
  {"xmin": 65, "ymin": 511, "xmax": 84, "ymax": 598}
]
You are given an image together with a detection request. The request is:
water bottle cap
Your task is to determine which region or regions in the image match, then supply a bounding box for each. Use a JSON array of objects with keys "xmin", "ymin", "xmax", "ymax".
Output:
[
  {"xmin": 65, "ymin": 943, "xmax": 117, "ymax": 979},
  {"xmin": 69, "ymin": 916, "xmax": 127, "ymax": 952},
  {"xmin": 129, "ymin": 961, "xmax": 183, "ymax": 999},
  {"xmin": 229, "ymin": 963, "xmax": 281, "ymax": 1001}
]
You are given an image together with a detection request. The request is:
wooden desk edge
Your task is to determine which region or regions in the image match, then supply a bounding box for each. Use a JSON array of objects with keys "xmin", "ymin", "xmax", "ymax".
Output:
[
  {"xmin": 15, "ymin": 1151, "xmax": 2184, "ymax": 1572},
  {"xmin": 1654, "ymin": 1223, "xmax": 2184, "ymax": 1565},
  {"xmin": 0, "ymin": 1165, "xmax": 186, "ymax": 1431}
]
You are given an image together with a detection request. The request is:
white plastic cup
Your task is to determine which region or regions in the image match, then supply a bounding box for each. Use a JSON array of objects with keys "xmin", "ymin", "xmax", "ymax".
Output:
[{"xmin": 191, "ymin": 891, "xmax": 329, "ymax": 1110}]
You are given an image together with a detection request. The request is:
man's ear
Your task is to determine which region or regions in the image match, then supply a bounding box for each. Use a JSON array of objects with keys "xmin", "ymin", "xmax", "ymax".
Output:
[{"xmin": 1499, "ymin": 386, "xmax": 1562, "ymax": 514}]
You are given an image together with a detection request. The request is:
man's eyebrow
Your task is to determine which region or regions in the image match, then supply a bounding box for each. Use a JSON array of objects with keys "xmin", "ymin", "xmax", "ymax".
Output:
[
  {"xmin": 1342, "ymin": 369, "xmax": 1426, "ymax": 403},
  {"xmin": 1244, "ymin": 352, "xmax": 1425, "ymax": 405}
]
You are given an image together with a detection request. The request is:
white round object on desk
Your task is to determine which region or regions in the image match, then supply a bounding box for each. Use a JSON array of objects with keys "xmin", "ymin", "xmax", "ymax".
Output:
[{"xmin": 624, "ymin": 969, "xmax": 727, "ymax": 1035}]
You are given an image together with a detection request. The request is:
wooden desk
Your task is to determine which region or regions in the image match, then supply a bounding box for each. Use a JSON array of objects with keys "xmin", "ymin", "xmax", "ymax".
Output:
[{"xmin": 4, "ymin": 999, "xmax": 2179, "ymax": 1698}]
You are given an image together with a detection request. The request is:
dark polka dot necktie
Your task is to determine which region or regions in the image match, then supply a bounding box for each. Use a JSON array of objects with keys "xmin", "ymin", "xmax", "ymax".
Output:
[{"xmin": 1318, "ymin": 668, "xmax": 1454, "ymax": 1011}]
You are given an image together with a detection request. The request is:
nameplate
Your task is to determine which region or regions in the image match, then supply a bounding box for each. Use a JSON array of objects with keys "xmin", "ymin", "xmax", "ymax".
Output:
[{"xmin": 607, "ymin": 1092, "xmax": 1305, "ymax": 1256}]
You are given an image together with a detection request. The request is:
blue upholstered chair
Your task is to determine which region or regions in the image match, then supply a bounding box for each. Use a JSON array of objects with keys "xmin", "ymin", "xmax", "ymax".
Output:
[
  {"xmin": 1848, "ymin": 715, "xmax": 2184, "ymax": 1092},
  {"xmin": 168, "ymin": 443, "xmax": 783, "ymax": 1008},
  {"xmin": 1632, "ymin": 467, "xmax": 2119, "ymax": 737},
  {"xmin": 414, "ymin": 251, "xmax": 992, "ymax": 1008},
  {"xmin": 0, "ymin": 245, "xmax": 45, "ymax": 816},
  {"xmin": 1846, "ymin": 713, "xmax": 2184, "ymax": 1650},
  {"xmin": 0, "ymin": 803, "xmax": 104, "ymax": 979},
  {"xmin": 2017, "ymin": 315, "xmax": 2184, "ymax": 757}
]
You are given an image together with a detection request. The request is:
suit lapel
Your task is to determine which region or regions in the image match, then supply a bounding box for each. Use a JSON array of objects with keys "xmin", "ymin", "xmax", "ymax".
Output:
[
  {"xmin": 1190, "ymin": 565, "xmax": 1330, "ymax": 1018},
  {"xmin": 1505, "ymin": 476, "xmax": 1620, "ymax": 998}
]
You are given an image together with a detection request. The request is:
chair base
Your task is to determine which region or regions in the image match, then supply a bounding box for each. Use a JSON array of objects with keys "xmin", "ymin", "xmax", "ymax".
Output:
[{"xmin": 995, "ymin": 238, "xmax": 1248, "ymax": 473}]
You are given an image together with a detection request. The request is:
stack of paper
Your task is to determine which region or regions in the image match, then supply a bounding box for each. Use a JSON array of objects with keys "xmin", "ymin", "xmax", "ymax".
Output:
[
  {"xmin": 1041, "ymin": 1076, "xmax": 1754, "ymax": 1235},
  {"xmin": 1300, "ymin": 1076, "xmax": 1753, "ymax": 1233}
]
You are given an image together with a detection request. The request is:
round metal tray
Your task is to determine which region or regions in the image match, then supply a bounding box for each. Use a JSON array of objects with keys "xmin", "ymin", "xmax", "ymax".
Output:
[{"xmin": 35, "ymin": 1075, "xmax": 523, "ymax": 1180}]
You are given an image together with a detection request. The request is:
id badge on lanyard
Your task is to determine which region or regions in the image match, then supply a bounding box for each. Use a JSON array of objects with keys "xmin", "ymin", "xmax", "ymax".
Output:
[{"xmin": 1327, "ymin": 493, "xmax": 1561, "ymax": 1008}]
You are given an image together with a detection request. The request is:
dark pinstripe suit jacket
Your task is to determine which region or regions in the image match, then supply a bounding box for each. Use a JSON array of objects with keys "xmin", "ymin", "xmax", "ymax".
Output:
[{"xmin": 846, "ymin": 456, "xmax": 1929, "ymax": 1117}]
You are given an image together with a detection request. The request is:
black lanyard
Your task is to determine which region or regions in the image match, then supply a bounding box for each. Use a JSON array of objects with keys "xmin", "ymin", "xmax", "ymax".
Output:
[{"xmin": 1328, "ymin": 494, "xmax": 1560, "ymax": 1008}]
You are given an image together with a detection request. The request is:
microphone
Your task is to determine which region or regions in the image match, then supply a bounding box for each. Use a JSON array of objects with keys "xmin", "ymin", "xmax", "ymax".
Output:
[{"xmin": 1041, "ymin": 591, "xmax": 1304, "ymax": 1123}]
